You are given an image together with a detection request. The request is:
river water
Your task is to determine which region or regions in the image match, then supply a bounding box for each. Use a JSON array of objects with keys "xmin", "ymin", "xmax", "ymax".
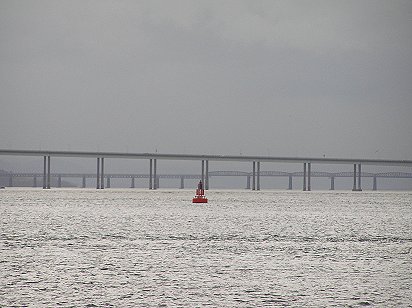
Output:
[{"xmin": 1, "ymin": 189, "xmax": 411, "ymax": 307}]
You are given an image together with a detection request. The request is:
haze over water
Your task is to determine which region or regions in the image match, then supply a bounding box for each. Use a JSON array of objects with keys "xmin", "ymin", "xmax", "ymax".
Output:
[{"xmin": 1, "ymin": 188, "xmax": 411, "ymax": 307}]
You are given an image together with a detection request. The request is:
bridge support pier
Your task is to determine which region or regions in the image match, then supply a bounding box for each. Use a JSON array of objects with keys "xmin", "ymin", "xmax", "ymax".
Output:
[
  {"xmin": 205, "ymin": 160, "xmax": 209, "ymax": 190},
  {"xmin": 58, "ymin": 176, "xmax": 62, "ymax": 188},
  {"xmin": 96, "ymin": 158, "xmax": 100, "ymax": 189},
  {"xmin": 352, "ymin": 164, "xmax": 356, "ymax": 191},
  {"xmin": 252, "ymin": 162, "xmax": 256, "ymax": 190},
  {"xmin": 9, "ymin": 175, "xmax": 13, "ymax": 187},
  {"xmin": 153, "ymin": 159, "xmax": 157, "ymax": 190},
  {"xmin": 43, "ymin": 156, "xmax": 47, "ymax": 189},
  {"xmin": 131, "ymin": 177, "xmax": 135, "ymax": 188},
  {"xmin": 358, "ymin": 163, "xmax": 362, "ymax": 191},
  {"xmin": 330, "ymin": 176, "xmax": 335, "ymax": 190},
  {"xmin": 373, "ymin": 176, "xmax": 377, "ymax": 191},
  {"xmin": 106, "ymin": 176, "xmax": 110, "ymax": 188},
  {"xmin": 303, "ymin": 163, "xmax": 307, "ymax": 191},
  {"xmin": 201, "ymin": 160, "xmax": 205, "ymax": 186},
  {"xmin": 257, "ymin": 161, "xmax": 261, "ymax": 190},
  {"xmin": 148, "ymin": 159, "xmax": 158, "ymax": 189},
  {"xmin": 288, "ymin": 175, "xmax": 292, "ymax": 190},
  {"xmin": 82, "ymin": 176, "xmax": 86, "ymax": 188},
  {"xmin": 47, "ymin": 156, "xmax": 51, "ymax": 189},
  {"xmin": 33, "ymin": 176, "xmax": 37, "ymax": 188},
  {"xmin": 352, "ymin": 164, "xmax": 362, "ymax": 191},
  {"xmin": 180, "ymin": 177, "xmax": 184, "ymax": 189},
  {"xmin": 246, "ymin": 175, "xmax": 251, "ymax": 189},
  {"xmin": 308, "ymin": 163, "xmax": 311, "ymax": 191},
  {"xmin": 42, "ymin": 156, "xmax": 51, "ymax": 189},
  {"xmin": 100, "ymin": 158, "xmax": 105, "ymax": 189},
  {"xmin": 149, "ymin": 159, "xmax": 153, "ymax": 189}
]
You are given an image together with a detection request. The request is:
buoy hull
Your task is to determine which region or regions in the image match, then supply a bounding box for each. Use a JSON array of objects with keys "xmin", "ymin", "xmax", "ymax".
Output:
[{"xmin": 192, "ymin": 197, "xmax": 208, "ymax": 203}]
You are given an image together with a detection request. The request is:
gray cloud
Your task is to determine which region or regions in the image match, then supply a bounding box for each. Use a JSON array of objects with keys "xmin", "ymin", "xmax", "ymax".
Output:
[{"xmin": 1, "ymin": 0, "xmax": 411, "ymax": 160}]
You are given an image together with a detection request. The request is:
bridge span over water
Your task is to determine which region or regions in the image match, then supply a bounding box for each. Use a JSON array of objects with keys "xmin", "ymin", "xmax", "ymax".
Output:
[
  {"xmin": 1, "ymin": 149, "xmax": 411, "ymax": 191},
  {"xmin": 1, "ymin": 170, "xmax": 412, "ymax": 191}
]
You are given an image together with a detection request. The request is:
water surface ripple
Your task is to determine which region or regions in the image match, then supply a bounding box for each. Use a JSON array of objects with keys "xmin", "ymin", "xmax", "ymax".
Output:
[{"xmin": 1, "ymin": 189, "xmax": 411, "ymax": 307}]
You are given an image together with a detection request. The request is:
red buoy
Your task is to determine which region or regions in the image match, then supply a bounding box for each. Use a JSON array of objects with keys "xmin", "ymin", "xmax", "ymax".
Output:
[{"xmin": 193, "ymin": 181, "xmax": 208, "ymax": 203}]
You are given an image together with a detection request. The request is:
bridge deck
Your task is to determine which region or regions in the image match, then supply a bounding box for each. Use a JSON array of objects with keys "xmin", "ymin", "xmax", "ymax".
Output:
[
  {"xmin": 1, "ymin": 149, "xmax": 412, "ymax": 166},
  {"xmin": 2, "ymin": 171, "xmax": 412, "ymax": 179}
]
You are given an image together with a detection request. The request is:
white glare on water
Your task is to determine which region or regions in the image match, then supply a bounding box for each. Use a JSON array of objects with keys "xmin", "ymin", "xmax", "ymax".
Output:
[{"xmin": 1, "ymin": 189, "xmax": 411, "ymax": 307}]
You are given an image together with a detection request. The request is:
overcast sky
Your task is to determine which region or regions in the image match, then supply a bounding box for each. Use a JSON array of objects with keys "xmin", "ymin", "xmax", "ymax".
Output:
[{"xmin": 1, "ymin": 0, "xmax": 411, "ymax": 160}]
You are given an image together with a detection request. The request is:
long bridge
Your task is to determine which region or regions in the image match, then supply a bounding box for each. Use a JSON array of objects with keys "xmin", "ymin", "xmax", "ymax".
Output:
[
  {"xmin": 1, "ymin": 149, "xmax": 411, "ymax": 191},
  {"xmin": 1, "ymin": 170, "xmax": 412, "ymax": 190}
]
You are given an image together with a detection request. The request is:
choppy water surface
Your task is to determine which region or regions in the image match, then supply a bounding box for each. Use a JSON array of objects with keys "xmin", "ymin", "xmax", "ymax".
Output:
[{"xmin": 1, "ymin": 189, "xmax": 411, "ymax": 307}]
